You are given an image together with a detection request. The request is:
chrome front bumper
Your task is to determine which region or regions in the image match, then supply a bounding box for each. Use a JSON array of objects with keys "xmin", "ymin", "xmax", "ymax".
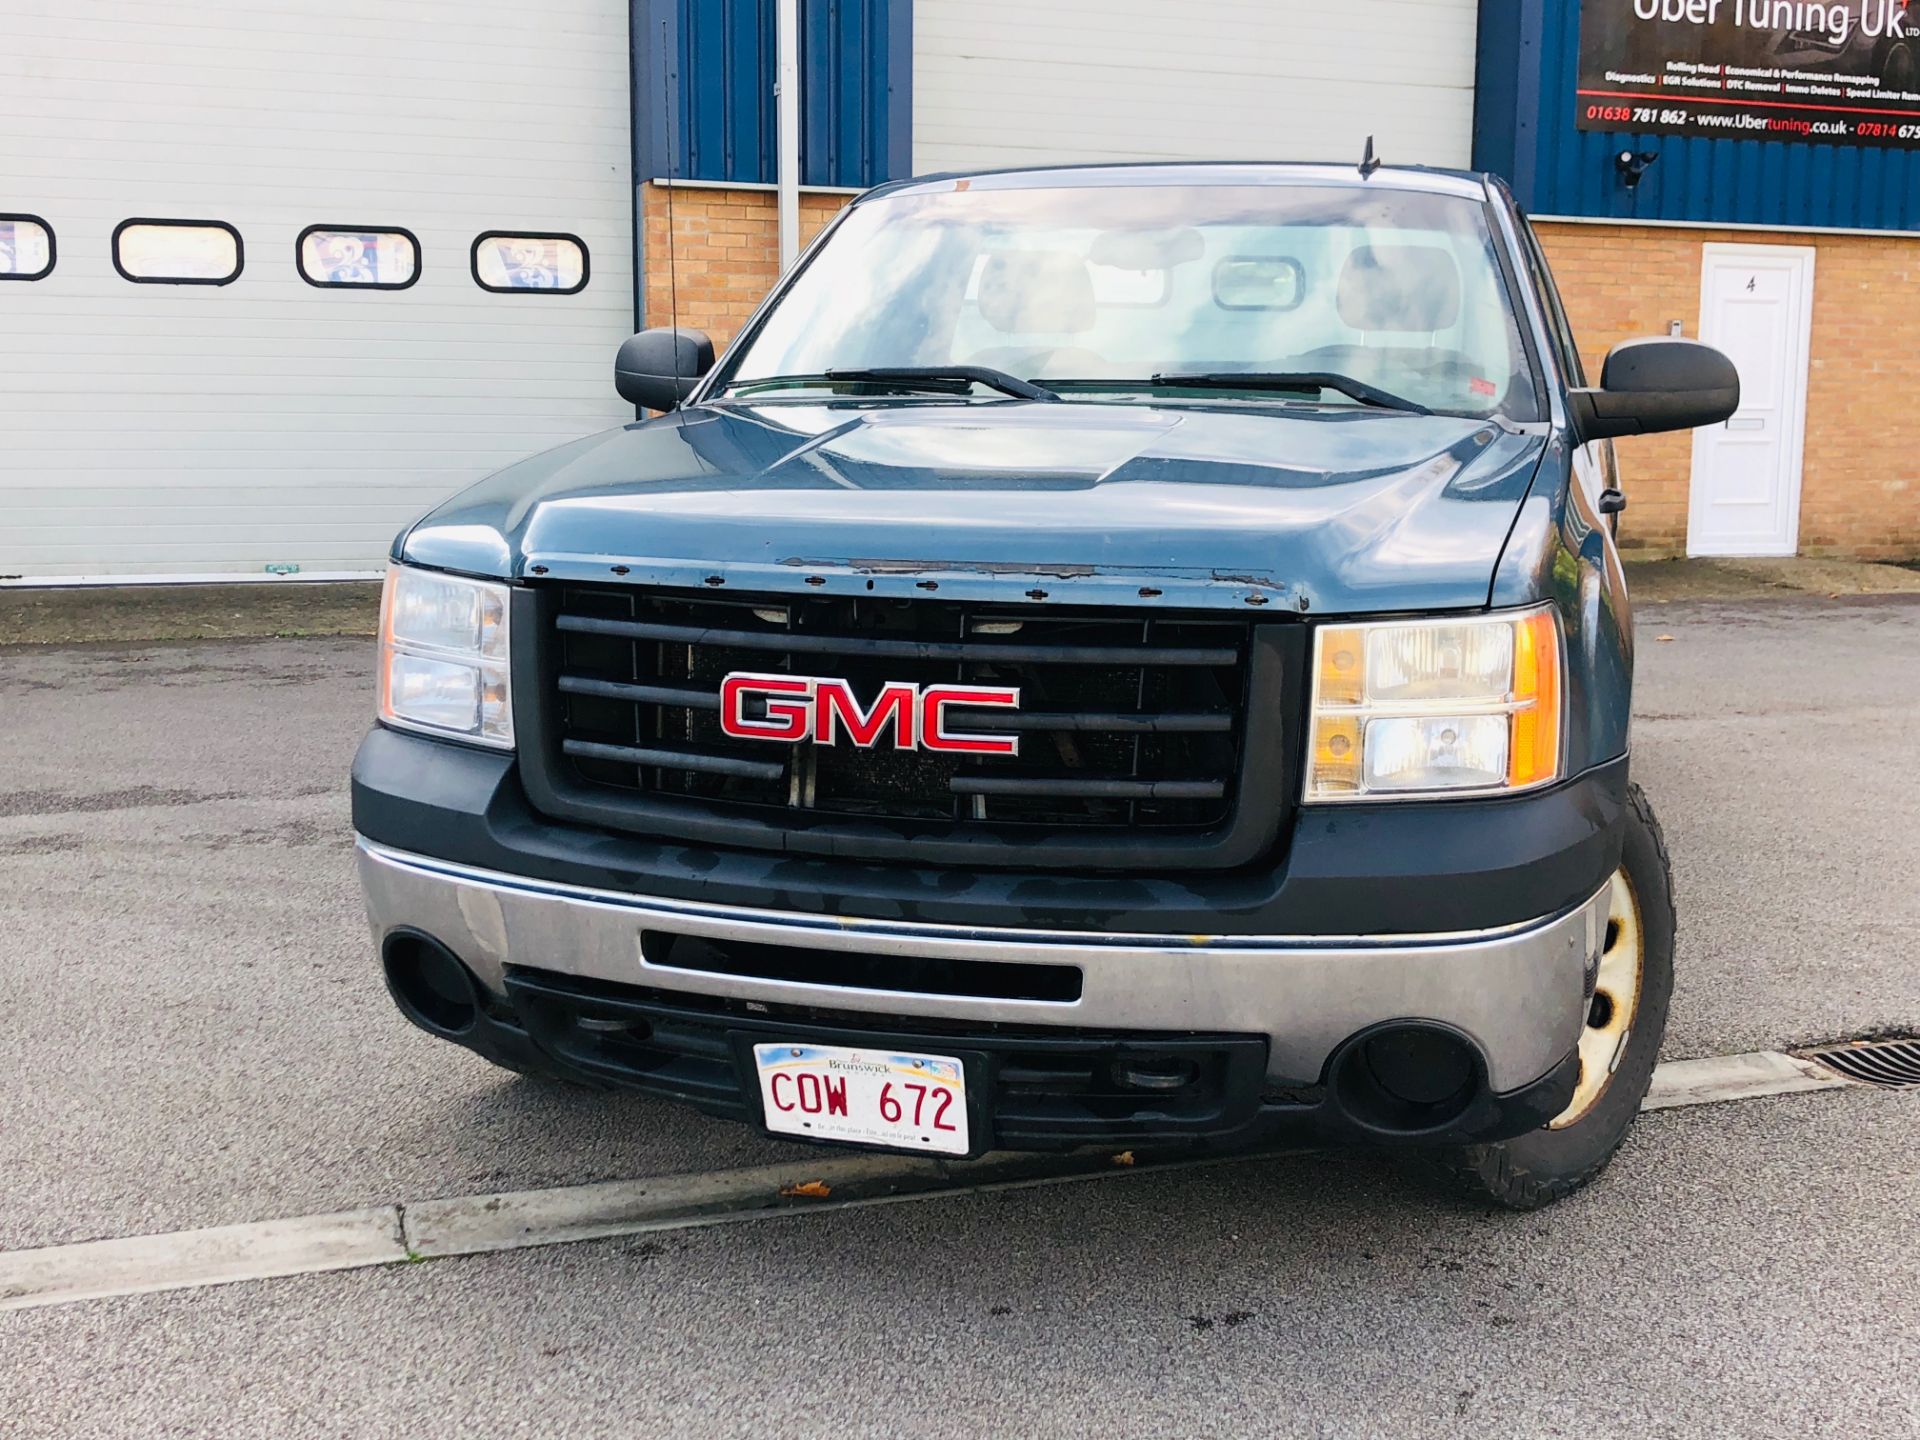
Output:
[{"xmin": 355, "ymin": 839, "xmax": 1606, "ymax": 1093}]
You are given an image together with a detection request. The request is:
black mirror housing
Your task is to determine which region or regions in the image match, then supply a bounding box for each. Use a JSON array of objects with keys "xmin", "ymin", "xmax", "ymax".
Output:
[
  {"xmin": 1569, "ymin": 337, "xmax": 1739, "ymax": 444},
  {"xmin": 615, "ymin": 327, "xmax": 716, "ymax": 411}
]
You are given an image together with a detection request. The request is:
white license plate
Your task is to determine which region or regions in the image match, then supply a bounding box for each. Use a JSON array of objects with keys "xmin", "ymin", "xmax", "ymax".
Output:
[{"xmin": 752, "ymin": 1042, "xmax": 970, "ymax": 1155}]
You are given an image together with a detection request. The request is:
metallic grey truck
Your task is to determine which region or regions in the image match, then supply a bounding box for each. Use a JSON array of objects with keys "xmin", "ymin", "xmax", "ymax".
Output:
[{"xmin": 353, "ymin": 162, "xmax": 1738, "ymax": 1208}]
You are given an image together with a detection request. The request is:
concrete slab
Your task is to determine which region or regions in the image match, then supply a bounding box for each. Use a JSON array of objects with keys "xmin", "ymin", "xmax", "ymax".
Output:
[{"xmin": 0, "ymin": 1207, "xmax": 406, "ymax": 1313}]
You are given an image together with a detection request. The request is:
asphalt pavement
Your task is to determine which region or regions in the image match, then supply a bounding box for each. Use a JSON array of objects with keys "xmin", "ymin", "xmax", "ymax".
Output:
[
  {"xmin": 1, "ymin": 592, "xmax": 1916, "ymax": 1436},
  {"xmin": 2, "ymin": 1091, "xmax": 1911, "ymax": 1438}
]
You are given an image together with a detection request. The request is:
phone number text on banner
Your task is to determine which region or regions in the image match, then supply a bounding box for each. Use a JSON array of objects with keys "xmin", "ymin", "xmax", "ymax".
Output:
[{"xmin": 1576, "ymin": 0, "xmax": 1920, "ymax": 149}]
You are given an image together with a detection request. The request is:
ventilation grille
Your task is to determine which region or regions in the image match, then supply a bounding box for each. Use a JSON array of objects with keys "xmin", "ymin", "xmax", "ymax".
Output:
[
  {"xmin": 547, "ymin": 584, "xmax": 1252, "ymax": 833},
  {"xmin": 1798, "ymin": 1038, "xmax": 1920, "ymax": 1090},
  {"xmin": 503, "ymin": 966, "xmax": 1269, "ymax": 1147}
]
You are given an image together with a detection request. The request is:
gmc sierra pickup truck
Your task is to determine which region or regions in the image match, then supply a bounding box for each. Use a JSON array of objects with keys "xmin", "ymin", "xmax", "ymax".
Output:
[{"xmin": 353, "ymin": 161, "xmax": 1739, "ymax": 1209}]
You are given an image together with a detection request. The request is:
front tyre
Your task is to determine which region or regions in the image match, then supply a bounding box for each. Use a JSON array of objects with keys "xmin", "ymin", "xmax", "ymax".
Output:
[{"xmin": 1443, "ymin": 784, "xmax": 1675, "ymax": 1210}]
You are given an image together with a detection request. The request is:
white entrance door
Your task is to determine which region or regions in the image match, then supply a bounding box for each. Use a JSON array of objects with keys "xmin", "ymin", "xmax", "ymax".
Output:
[{"xmin": 1687, "ymin": 244, "xmax": 1815, "ymax": 557}]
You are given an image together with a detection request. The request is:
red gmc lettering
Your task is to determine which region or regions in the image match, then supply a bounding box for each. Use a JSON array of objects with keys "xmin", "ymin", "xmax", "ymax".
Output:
[
  {"xmin": 919, "ymin": 685, "xmax": 1020, "ymax": 756},
  {"xmin": 814, "ymin": 679, "xmax": 917, "ymax": 748},
  {"xmin": 718, "ymin": 673, "xmax": 1021, "ymax": 756},
  {"xmin": 720, "ymin": 672, "xmax": 812, "ymax": 741}
]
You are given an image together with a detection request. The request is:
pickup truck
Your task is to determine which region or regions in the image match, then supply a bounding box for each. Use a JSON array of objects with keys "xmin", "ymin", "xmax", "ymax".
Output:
[{"xmin": 352, "ymin": 162, "xmax": 1738, "ymax": 1209}]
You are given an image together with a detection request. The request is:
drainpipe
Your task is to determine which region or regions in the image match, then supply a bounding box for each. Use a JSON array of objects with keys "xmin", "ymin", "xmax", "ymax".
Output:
[{"xmin": 776, "ymin": 0, "xmax": 800, "ymax": 272}]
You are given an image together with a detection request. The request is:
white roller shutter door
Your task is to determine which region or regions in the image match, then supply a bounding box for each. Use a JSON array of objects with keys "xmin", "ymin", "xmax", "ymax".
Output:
[
  {"xmin": 0, "ymin": 0, "xmax": 635, "ymax": 582},
  {"xmin": 914, "ymin": 0, "xmax": 1480, "ymax": 175}
]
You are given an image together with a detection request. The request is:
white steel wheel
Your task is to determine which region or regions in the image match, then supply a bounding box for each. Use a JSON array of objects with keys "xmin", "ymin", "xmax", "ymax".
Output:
[{"xmin": 1549, "ymin": 867, "xmax": 1645, "ymax": 1130}]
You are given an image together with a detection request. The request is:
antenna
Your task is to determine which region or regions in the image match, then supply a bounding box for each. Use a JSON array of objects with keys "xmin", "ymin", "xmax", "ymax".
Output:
[
  {"xmin": 661, "ymin": 19, "xmax": 682, "ymax": 402},
  {"xmin": 1359, "ymin": 135, "xmax": 1382, "ymax": 179}
]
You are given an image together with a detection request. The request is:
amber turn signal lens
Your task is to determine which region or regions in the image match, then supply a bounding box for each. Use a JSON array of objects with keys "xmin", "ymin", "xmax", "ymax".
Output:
[
  {"xmin": 1311, "ymin": 714, "xmax": 1364, "ymax": 796},
  {"xmin": 1316, "ymin": 626, "xmax": 1365, "ymax": 708},
  {"xmin": 1507, "ymin": 608, "xmax": 1562, "ymax": 788}
]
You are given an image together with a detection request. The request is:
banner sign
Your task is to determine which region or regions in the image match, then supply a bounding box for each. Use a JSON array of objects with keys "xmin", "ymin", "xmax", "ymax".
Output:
[{"xmin": 1577, "ymin": 0, "xmax": 1920, "ymax": 147}]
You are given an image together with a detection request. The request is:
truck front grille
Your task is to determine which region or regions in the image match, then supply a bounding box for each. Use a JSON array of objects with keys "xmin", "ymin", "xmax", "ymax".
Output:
[{"xmin": 545, "ymin": 584, "xmax": 1253, "ymax": 834}]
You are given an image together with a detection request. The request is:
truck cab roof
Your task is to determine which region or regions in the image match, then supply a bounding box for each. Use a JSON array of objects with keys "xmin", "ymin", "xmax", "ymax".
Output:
[{"xmin": 859, "ymin": 161, "xmax": 1499, "ymax": 206}]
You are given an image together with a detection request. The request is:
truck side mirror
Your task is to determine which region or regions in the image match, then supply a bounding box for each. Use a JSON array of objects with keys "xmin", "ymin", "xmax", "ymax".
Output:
[
  {"xmin": 1569, "ymin": 337, "xmax": 1739, "ymax": 444},
  {"xmin": 615, "ymin": 326, "xmax": 715, "ymax": 411}
]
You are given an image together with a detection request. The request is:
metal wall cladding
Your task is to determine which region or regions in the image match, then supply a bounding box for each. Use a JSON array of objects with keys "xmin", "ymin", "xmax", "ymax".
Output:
[
  {"xmin": 1475, "ymin": 0, "xmax": 1920, "ymax": 232},
  {"xmin": 0, "ymin": 0, "xmax": 640, "ymax": 580},
  {"xmin": 912, "ymin": 0, "xmax": 1482, "ymax": 174},
  {"xmin": 636, "ymin": 0, "xmax": 910, "ymax": 189}
]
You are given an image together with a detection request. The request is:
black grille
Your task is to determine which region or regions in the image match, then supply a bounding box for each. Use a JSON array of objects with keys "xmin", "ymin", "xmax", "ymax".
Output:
[
  {"xmin": 503, "ymin": 968, "xmax": 1270, "ymax": 1150},
  {"xmin": 643, "ymin": 930, "xmax": 1083, "ymax": 1003},
  {"xmin": 544, "ymin": 584, "xmax": 1253, "ymax": 833}
]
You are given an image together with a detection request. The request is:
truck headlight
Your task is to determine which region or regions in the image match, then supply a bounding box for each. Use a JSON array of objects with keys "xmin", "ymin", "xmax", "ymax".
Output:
[
  {"xmin": 1304, "ymin": 607, "xmax": 1561, "ymax": 802},
  {"xmin": 378, "ymin": 564, "xmax": 513, "ymax": 748}
]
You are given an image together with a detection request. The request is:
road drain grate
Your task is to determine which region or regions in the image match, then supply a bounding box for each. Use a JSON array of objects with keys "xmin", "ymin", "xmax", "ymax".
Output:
[{"xmin": 1798, "ymin": 1038, "xmax": 1920, "ymax": 1089}]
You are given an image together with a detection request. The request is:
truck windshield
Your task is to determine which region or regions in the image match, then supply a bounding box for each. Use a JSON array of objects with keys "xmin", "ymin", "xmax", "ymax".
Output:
[{"xmin": 720, "ymin": 182, "xmax": 1541, "ymax": 422}]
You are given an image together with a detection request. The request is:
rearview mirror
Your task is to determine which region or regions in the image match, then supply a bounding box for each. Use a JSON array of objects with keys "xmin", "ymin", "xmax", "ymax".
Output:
[
  {"xmin": 1569, "ymin": 337, "xmax": 1739, "ymax": 443},
  {"xmin": 1088, "ymin": 226, "xmax": 1205, "ymax": 270},
  {"xmin": 615, "ymin": 326, "xmax": 715, "ymax": 411}
]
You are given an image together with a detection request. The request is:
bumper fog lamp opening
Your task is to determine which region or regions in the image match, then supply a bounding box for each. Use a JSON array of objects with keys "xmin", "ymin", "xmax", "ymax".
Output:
[
  {"xmin": 382, "ymin": 932, "xmax": 481, "ymax": 1037},
  {"xmin": 1330, "ymin": 1024, "xmax": 1483, "ymax": 1137}
]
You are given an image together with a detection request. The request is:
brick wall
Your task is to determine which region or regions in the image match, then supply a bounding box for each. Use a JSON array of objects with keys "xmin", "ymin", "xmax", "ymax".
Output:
[
  {"xmin": 1536, "ymin": 222, "xmax": 1920, "ymax": 560},
  {"xmin": 640, "ymin": 182, "xmax": 850, "ymax": 349}
]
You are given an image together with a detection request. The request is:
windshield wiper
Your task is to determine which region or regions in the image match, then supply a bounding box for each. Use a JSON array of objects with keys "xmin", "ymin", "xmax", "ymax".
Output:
[
  {"xmin": 826, "ymin": 367, "xmax": 1060, "ymax": 402},
  {"xmin": 1147, "ymin": 371, "xmax": 1432, "ymax": 415},
  {"xmin": 725, "ymin": 367, "xmax": 1059, "ymax": 402}
]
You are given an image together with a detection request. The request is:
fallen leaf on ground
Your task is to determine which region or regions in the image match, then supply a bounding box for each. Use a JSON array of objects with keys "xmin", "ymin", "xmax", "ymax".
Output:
[
  {"xmin": 1655, "ymin": 635, "xmax": 1675, "ymax": 642},
  {"xmin": 1112, "ymin": 1151, "xmax": 1136, "ymax": 1167},
  {"xmin": 779, "ymin": 1180, "xmax": 832, "ymax": 1198}
]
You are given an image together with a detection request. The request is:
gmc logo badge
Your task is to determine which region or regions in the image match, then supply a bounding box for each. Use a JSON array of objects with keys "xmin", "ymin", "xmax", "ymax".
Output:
[{"xmin": 719, "ymin": 672, "xmax": 1021, "ymax": 757}]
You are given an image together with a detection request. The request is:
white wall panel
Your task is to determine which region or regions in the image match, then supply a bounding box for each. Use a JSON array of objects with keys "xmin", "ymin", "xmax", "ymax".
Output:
[
  {"xmin": 914, "ymin": 0, "xmax": 1479, "ymax": 175},
  {"xmin": 0, "ymin": 0, "xmax": 635, "ymax": 580}
]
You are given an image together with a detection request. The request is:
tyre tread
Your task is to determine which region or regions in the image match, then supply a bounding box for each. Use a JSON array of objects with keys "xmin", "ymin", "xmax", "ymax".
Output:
[{"xmin": 1437, "ymin": 783, "xmax": 1675, "ymax": 1212}]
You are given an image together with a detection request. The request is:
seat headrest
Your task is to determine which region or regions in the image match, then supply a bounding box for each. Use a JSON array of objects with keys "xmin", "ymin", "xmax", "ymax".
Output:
[
  {"xmin": 977, "ymin": 250, "xmax": 1097, "ymax": 335},
  {"xmin": 1336, "ymin": 245, "xmax": 1462, "ymax": 332}
]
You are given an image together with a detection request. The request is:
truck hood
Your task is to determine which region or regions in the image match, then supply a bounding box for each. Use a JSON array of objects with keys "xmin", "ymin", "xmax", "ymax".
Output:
[{"xmin": 400, "ymin": 400, "xmax": 1547, "ymax": 615}]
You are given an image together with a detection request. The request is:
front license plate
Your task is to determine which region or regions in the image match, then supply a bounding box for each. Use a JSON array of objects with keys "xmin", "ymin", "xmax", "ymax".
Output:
[{"xmin": 752, "ymin": 1042, "xmax": 970, "ymax": 1155}]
